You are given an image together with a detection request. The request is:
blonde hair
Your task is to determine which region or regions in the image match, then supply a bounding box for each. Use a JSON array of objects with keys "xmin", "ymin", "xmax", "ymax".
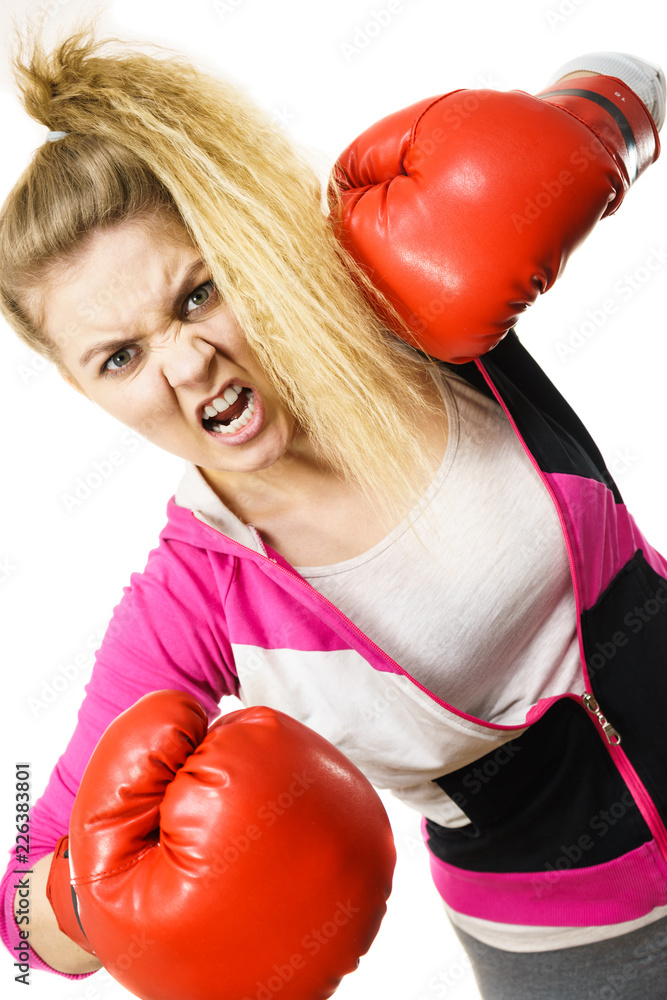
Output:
[{"xmin": 1, "ymin": 20, "xmax": 446, "ymax": 531}]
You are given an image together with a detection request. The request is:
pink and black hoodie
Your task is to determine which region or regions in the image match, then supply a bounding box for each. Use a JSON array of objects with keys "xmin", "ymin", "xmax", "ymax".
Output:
[{"xmin": 2, "ymin": 331, "xmax": 667, "ymax": 977}]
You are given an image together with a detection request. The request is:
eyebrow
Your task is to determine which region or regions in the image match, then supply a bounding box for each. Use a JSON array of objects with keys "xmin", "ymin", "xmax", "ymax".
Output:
[{"xmin": 77, "ymin": 258, "xmax": 207, "ymax": 370}]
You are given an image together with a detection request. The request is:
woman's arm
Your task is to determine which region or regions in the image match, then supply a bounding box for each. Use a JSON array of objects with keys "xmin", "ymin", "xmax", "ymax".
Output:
[
  {"xmin": 14, "ymin": 855, "xmax": 101, "ymax": 975},
  {"xmin": 1, "ymin": 528, "xmax": 239, "ymax": 977}
]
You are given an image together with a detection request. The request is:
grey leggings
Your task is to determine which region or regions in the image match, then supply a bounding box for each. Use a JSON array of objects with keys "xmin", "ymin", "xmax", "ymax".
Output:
[{"xmin": 452, "ymin": 916, "xmax": 667, "ymax": 1000}]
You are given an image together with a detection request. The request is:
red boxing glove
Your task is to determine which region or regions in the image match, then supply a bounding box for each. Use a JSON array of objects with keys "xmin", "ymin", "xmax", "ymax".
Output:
[
  {"xmin": 48, "ymin": 691, "xmax": 395, "ymax": 1000},
  {"xmin": 328, "ymin": 74, "xmax": 660, "ymax": 363}
]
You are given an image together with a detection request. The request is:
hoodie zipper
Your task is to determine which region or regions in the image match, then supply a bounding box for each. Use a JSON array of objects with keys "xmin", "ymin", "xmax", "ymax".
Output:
[
  {"xmin": 474, "ymin": 358, "xmax": 667, "ymax": 862},
  {"xmin": 581, "ymin": 692, "xmax": 621, "ymax": 745},
  {"xmin": 580, "ymin": 692, "xmax": 667, "ymax": 856}
]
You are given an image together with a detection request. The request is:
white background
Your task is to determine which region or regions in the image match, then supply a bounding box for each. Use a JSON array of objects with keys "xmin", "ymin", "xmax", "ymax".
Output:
[{"xmin": 0, "ymin": 1, "xmax": 665, "ymax": 999}]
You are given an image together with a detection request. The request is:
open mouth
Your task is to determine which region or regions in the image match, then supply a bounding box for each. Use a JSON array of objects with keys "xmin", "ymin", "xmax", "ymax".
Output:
[{"xmin": 202, "ymin": 385, "xmax": 255, "ymax": 435}]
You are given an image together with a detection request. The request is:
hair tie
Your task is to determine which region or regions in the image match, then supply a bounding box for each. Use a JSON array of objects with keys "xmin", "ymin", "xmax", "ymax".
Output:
[{"xmin": 45, "ymin": 130, "xmax": 69, "ymax": 142}]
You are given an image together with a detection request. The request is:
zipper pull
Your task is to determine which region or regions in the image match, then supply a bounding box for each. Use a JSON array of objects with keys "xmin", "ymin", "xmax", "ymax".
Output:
[{"xmin": 582, "ymin": 693, "xmax": 622, "ymax": 745}]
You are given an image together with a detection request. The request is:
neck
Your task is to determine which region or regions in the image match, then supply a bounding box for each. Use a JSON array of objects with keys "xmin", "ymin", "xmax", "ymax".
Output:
[{"xmin": 198, "ymin": 427, "xmax": 342, "ymax": 523}]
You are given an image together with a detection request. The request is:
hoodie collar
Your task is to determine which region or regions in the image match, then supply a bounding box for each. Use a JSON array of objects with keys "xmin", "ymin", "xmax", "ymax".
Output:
[{"xmin": 172, "ymin": 461, "xmax": 265, "ymax": 554}]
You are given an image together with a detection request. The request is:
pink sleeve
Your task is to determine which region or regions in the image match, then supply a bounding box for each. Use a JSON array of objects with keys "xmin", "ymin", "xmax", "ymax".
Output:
[{"xmin": 1, "ymin": 531, "xmax": 238, "ymax": 978}]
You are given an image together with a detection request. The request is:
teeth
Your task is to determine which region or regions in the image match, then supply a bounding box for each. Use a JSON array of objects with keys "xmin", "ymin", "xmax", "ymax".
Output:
[
  {"xmin": 207, "ymin": 385, "xmax": 248, "ymax": 417},
  {"xmin": 207, "ymin": 389, "xmax": 255, "ymax": 436}
]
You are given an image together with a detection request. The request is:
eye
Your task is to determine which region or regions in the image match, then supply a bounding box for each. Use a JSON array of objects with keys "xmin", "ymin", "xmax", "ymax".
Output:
[
  {"xmin": 102, "ymin": 345, "xmax": 140, "ymax": 375},
  {"xmin": 184, "ymin": 281, "xmax": 217, "ymax": 318}
]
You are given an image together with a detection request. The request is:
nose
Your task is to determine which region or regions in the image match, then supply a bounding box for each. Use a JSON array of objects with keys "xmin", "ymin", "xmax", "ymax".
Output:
[{"xmin": 161, "ymin": 328, "xmax": 217, "ymax": 389}]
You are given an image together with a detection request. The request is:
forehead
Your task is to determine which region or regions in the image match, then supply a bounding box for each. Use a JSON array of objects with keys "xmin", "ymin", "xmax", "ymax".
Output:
[
  {"xmin": 51, "ymin": 214, "xmax": 194, "ymax": 312},
  {"xmin": 39, "ymin": 214, "xmax": 199, "ymax": 354}
]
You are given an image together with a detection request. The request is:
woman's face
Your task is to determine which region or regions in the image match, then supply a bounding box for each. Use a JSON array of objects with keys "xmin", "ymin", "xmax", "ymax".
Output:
[{"xmin": 37, "ymin": 214, "xmax": 302, "ymax": 477}]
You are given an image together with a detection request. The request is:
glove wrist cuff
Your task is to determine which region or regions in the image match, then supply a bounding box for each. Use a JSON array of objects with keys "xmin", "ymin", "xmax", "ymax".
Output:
[
  {"xmin": 46, "ymin": 836, "xmax": 94, "ymax": 955},
  {"xmin": 547, "ymin": 53, "xmax": 665, "ymax": 131},
  {"xmin": 536, "ymin": 74, "xmax": 660, "ymax": 193}
]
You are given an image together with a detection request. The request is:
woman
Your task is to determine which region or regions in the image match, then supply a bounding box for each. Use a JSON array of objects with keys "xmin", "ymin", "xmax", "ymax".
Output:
[{"xmin": 1, "ymin": 24, "xmax": 666, "ymax": 999}]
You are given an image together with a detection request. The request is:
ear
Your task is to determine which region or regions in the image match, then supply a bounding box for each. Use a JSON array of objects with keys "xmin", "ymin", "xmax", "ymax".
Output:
[{"xmin": 58, "ymin": 367, "xmax": 89, "ymax": 398}]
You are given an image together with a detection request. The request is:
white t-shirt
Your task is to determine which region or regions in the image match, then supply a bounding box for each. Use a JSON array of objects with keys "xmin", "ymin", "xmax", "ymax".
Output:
[{"xmin": 294, "ymin": 367, "xmax": 582, "ymax": 726}]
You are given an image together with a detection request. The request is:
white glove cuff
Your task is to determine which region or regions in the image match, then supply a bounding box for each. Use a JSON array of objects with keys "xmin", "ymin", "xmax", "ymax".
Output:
[{"xmin": 547, "ymin": 52, "xmax": 665, "ymax": 132}]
